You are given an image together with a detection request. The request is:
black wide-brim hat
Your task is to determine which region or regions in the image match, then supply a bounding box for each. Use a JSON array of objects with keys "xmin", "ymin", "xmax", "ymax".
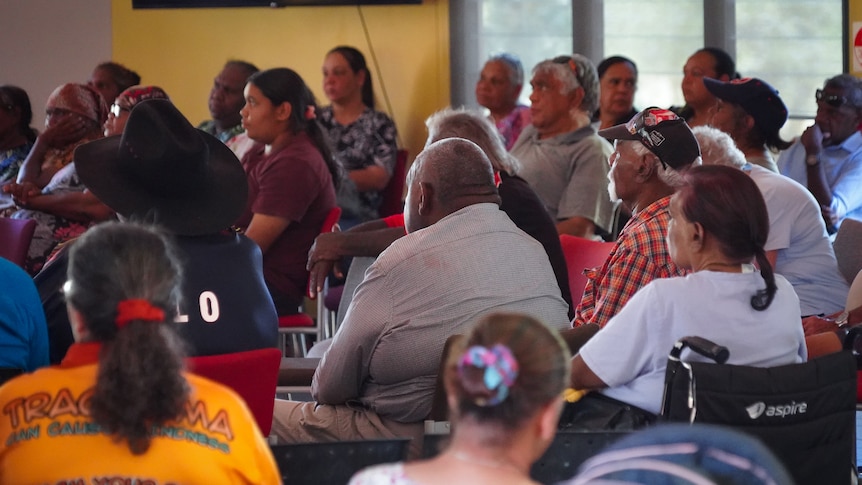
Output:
[{"xmin": 75, "ymin": 99, "xmax": 248, "ymax": 236}]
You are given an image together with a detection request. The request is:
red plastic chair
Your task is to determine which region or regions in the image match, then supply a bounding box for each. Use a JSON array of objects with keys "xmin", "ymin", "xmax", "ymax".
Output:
[
  {"xmin": 558, "ymin": 235, "xmax": 615, "ymax": 305},
  {"xmin": 186, "ymin": 347, "xmax": 282, "ymax": 435},
  {"xmin": 378, "ymin": 149, "xmax": 408, "ymax": 218},
  {"xmin": 277, "ymin": 207, "xmax": 342, "ymax": 355},
  {"xmin": 0, "ymin": 218, "xmax": 36, "ymax": 268}
]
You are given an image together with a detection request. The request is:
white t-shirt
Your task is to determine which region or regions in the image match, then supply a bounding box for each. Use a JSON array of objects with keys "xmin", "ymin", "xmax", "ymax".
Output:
[
  {"xmin": 578, "ymin": 270, "xmax": 807, "ymax": 414},
  {"xmin": 748, "ymin": 165, "xmax": 848, "ymax": 316}
]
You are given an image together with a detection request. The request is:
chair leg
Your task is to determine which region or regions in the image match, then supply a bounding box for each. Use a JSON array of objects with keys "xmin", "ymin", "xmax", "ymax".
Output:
[{"xmin": 298, "ymin": 334, "xmax": 309, "ymax": 357}]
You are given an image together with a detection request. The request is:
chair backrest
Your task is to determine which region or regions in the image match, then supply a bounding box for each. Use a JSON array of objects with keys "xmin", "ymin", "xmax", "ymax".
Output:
[
  {"xmin": 558, "ymin": 235, "xmax": 615, "ymax": 304},
  {"xmin": 833, "ymin": 217, "xmax": 862, "ymax": 285},
  {"xmin": 378, "ymin": 149, "xmax": 408, "ymax": 218},
  {"xmin": 0, "ymin": 218, "xmax": 36, "ymax": 268},
  {"xmin": 660, "ymin": 336, "xmax": 857, "ymax": 485},
  {"xmin": 271, "ymin": 438, "xmax": 409, "ymax": 485},
  {"xmin": 185, "ymin": 347, "xmax": 281, "ymax": 435}
]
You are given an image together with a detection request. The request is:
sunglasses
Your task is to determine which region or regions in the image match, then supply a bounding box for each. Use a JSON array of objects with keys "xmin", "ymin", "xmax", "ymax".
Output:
[
  {"xmin": 552, "ymin": 56, "xmax": 579, "ymax": 77},
  {"xmin": 815, "ymin": 89, "xmax": 849, "ymax": 108},
  {"xmin": 110, "ymin": 103, "xmax": 131, "ymax": 118}
]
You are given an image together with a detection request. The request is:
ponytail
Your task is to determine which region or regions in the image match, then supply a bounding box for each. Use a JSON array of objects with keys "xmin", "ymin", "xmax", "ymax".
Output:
[
  {"xmin": 751, "ymin": 248, "xmax": 777, "ymax": 311},
  {"xmin": 307, "ymin": 116, "xmax": 343, "ymax": 191},
  {"xmin": 91, "ymin": 317, "xmax": 189, "ymax": 454},
  {"xmin": 66, "ymin": 222, "xmax": 189, "ymax": 455}
]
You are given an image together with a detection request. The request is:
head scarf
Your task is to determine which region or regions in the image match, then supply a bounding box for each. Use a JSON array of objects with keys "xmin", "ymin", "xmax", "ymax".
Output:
[
  {"xmin": 113, "ymin": 85, "xmax": 170, "ymax": 112},
  {"xmin": 42, "ymin": 83, "xmax": 106, "ymax": 172},
  {"xmin": 46, "ymin": 83, "xmax": 107, "ymax": 126}
]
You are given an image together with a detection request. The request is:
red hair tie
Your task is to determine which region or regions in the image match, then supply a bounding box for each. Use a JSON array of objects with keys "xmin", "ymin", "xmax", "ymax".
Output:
[{"xmin": 115, "ymin": 299, "xmax": 165, "ymax": 329}]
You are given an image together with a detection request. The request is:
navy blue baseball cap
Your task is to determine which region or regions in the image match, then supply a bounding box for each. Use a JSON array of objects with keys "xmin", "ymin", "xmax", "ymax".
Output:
[{"xmin": 704, "ymin": 77, "xmax": 788, "ymax": 135}]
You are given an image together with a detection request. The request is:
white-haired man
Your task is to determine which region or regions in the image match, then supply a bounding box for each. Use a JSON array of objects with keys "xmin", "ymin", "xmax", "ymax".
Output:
[
  {"xmin": 573, "ymin": 108, "xmax": 701, "ymax": 328},
  {"xmin": 512, "ymin": 54, "xmax": 614, "ymax": 238}
]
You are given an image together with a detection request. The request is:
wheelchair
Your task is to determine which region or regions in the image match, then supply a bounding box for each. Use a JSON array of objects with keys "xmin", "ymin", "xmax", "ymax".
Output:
[{"xmin": 658, "ymin": 333, "xmax": 859, "ymax": 485}]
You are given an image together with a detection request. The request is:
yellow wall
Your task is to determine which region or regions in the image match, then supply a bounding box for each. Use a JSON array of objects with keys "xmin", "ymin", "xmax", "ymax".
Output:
[{"xmin": 111, "ymin": 0, "xmax": 450, "ymax": 161}]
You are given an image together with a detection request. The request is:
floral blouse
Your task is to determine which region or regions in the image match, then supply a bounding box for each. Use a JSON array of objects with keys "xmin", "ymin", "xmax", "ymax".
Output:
[{"xmin": 319, "ymin": 106, "xmax": 397, "ymax": 222}]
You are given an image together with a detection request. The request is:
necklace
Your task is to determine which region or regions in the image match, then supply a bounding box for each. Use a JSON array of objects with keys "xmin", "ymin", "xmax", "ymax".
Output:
[{"xmin": 700, "ymin": 261, "xmax": 752, "ymax": 273}]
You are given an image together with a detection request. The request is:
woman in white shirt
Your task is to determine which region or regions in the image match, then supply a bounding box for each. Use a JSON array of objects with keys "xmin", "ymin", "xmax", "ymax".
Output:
[{"xmin": 571, "ymin": 165, "xmax": 806, "ymax": 415}]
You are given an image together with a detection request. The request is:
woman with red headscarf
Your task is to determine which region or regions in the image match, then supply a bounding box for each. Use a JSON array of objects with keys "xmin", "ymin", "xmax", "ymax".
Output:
[{"xmin": 2, "ymin": 83, "xmax": 106, "ymax": 273}]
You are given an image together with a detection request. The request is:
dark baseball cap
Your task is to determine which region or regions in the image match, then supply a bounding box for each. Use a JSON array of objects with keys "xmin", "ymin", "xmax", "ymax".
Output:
[
  {"xmin": 704, "ymin": 77, "xmax": 788, "ymax": 134},
  {"xmin": 598, "ymin": 107, "xmax": 701, "ymax": 170}
]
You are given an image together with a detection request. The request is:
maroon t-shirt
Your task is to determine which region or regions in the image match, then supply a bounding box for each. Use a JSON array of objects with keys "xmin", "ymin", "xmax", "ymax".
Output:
[{"xmin": 237, "ymin": 133, "xmax": 336, "ymax": 304}]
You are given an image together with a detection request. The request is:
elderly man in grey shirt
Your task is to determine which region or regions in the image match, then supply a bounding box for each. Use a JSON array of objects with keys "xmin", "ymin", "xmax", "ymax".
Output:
[
  {"xmin": 271, "ymin": 138, "xmax": 570, "ymax": 456},
  {"xmin": 512, "ymin": 54, "xmax": 615, "ymax": 239}
]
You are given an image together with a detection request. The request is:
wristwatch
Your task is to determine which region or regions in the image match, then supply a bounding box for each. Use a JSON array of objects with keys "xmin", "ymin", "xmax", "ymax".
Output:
[
  {"xmin": 805, "ymin": 154, "xmax": 820, "ymax": 167},
  {"xmin": 835, "ymin": 310, "xmax": 850, "ymax": 328}
]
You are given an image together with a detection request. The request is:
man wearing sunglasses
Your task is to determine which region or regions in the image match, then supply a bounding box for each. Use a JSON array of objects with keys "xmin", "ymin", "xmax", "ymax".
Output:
[{"xmin": 777, "ymin": 74, "xmax": 862, "ymax": 233}]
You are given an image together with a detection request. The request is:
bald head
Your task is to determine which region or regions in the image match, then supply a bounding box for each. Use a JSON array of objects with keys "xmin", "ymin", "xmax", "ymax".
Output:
[{"xmin": 404, "ymin": 138, "xmax": 500, "ymax": 233}]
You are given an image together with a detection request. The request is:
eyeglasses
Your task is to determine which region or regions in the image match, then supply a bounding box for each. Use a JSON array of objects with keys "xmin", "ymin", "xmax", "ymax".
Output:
[
  {"xmin": 110, "ymin": 103, "xmax": 130, "ymax": 118},
  {"xmin": 815, "ymin": 89, "xmax": 849, "ymax": 108}
]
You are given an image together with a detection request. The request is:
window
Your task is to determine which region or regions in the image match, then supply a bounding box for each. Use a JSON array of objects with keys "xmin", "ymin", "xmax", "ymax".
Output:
[
  {"xmin": 736, "ymin": 0, "xmax": 842, "ymax": 138},
  {"xmin": 604, "ymin": 0, "xmax": 704, "ymax": 111},
  {"xmin": 480, "ymin": 0, "xmax": 573, "ymax": 105},
  {"xmin": 454, "ymin": 0, "xmax": 844, "ymax": 140}
]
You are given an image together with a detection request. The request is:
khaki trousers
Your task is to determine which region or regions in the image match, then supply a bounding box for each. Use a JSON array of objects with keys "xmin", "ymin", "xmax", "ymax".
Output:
[{"xmin": 271, "ymin": 399, "xmax": 425, "ymax": 459}]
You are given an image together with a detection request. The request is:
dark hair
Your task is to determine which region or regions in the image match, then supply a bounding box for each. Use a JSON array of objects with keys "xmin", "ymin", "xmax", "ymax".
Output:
[
  {"xmin": 824, "ymin": 73, "xmax": 862, "ymax": 110},
  {"xmin": 762, "ymin": 130, "xmax": 792, "ymax": 152},
  {"xmin": 225, "ymin": 59, "xmax": 260, "ymax": 80},
  {"xmin": 697, "ymin": 47, "xmax": 738, "ymax": 80},
  {"xmin": 677, "ymin": 165, "xmax": 776, "ymax": 310},
  {"xmin": 736, "ymin": 109, "xmax": 792, "ymax": 152},
  {"xmin": 0, "ymin": 85, "xmax": 37, "ymax": 142},
  {"xmin": 65, "ymin": 222, "xmax": 189, "ymax": 455},
  {"xmin": 96, "ymin": 62, "xmax": 142, "ymax": 93},
  {"xmin": 328, "ymin": 46, "xmax": 375, "ymax": 109},
  {"xmin": 445, "ymin": 313, "xmax": 570, "ymax": 443},
  {"xmin": 248, "ymin": 68, "xmax": 342, "ymax": 189},
  {"xmin": 597, "ymin": 55, "xmax": 638, "ymax": 79}
]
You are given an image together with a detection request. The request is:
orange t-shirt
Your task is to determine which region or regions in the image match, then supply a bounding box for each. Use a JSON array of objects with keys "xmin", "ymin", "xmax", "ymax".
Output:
[{"xmin": 0, "ymin": 343, "xmax": 280, "ymax": 484}]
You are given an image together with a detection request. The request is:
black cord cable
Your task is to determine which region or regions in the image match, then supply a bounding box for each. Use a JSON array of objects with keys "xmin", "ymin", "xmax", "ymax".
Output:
[{"xmin": 356, "ymin": 5, "xmax": 404, "ymax": 148}]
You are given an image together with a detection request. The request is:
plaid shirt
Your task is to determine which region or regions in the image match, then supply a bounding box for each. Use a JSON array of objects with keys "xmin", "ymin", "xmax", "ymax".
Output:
[{"xmin": 573, "ymin": 196, "xmax": 687, "ymax": 327}]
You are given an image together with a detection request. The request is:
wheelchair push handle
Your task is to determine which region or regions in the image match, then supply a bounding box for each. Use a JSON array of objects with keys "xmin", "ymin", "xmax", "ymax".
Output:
[{"xmin": 669, "ymin": 336, "xmax": 730, "ymax": 364}]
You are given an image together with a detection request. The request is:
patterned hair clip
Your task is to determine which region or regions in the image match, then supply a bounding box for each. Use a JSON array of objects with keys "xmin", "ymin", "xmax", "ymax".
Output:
[{"xmin": 458, "ymin": 344, "xmax": 520, "ymax": 406}]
